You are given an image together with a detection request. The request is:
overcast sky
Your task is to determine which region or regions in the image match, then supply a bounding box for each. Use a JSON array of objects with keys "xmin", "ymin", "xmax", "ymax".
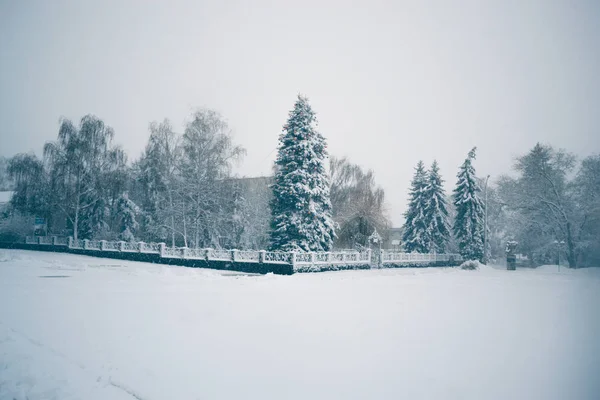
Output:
[{"xmin": 1, "ymin": 0, "xmax": 599, "ymax": 225}]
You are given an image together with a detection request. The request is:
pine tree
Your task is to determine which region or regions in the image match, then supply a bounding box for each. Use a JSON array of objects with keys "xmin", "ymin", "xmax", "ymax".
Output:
[
  {"xmin": 453, "ymin": 148, "xmax": 485, "ymax": 261},
  {"xmin": 269, "ymin": 95, "xmax": 335, "ymax": 252},
  {"xmin": 423, "ymin": 160, "xmax": 451, "ymax": 253},
  {"xmin": 402, "ymin": 161, "xmax": 429, "ymax": 253}
]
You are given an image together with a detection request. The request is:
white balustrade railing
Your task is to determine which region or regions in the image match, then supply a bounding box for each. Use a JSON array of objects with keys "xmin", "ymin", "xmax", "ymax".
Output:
[
  {"xmin": 381, "ymin": 251, "xmax": 462, "ymax": 264},
  {"xmin": 263, "ymin": 251, "xmax": 291, "ymax": 264},
  {"xmin": 103, "ymin": 241, "xmax": 120, "ymax": 251},
  {"xmin": 359, "ymin": 251, "xmax": 371, "ymax": 262},
  {"xmin": 292, "ymin": 251, "xmax": 367, "ymax": 265},
  {"xmin": 344, "ymin": 253, "xmax": 358, "ymax": 262},
  {"xmin": 87, "ymin": 240, "xmax": 102, "ymax": 250},
  {"xmin": 141, "ymin": 242, "xmax": 161, "ymax": 254},
  {"xmin": 315, "ymin": 253, "xmax": 329, "ymax": 263},
  {"xmin": 162, "ymin": 246, "xmax": 182, "ymax": 258},
  {"xmin": 24, "ymin": 236, "xmax": 462, "ymax": 270},
  {"xmin": 295, "ymin": 253, "xmax": 312, "ymax": 263},
  {"xmin": 55, "ymin": 237, "xmax": 69, "ymax": 246},
  {"xmin": 330, "ymin": 253, "xmax": 344, "ymax": 263},
  {"xmin": 236, "ymin": 250, "xmax": 260, "ymax": 263},
  {"xmin": 207, "ymin": 249, "xmax": 231, "ymax": 261},
  {"xmin": 38, "ymin": 236, "xmax": 53, "ymax": 245},
  {"xmin": 121, "ymin": 242, "xmax": 139, "ymax": 252},
  {"xmin": 185, "ymin": 248, "xmax": 206, "ymax": 259}
]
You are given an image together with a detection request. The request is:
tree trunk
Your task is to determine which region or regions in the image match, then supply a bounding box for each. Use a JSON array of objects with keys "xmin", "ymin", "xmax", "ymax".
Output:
[
  {"xmin": 73, "ymin": 203, "xmax": 79, "ymax": 241},
  {"xmin": 73, "ymin": 173, "xmax": 81, "ymax": 241},
  {"xmin": 182, "ymin": 200, "xmax": 188, "ymax": 248},
  {"xmin": 168, "ymin": 190, "xmax": 175, "ymax": 247},
  {"xmin": 566, "ymin": 222, "xmax": 577, "ymax": 268},
  {"xmin": 195, "ymin": 218, "xmax": 200, "ymax": 249},
  {"xmin": 170, "ymin": 215, "xmax": 176, "ymax": 247}
]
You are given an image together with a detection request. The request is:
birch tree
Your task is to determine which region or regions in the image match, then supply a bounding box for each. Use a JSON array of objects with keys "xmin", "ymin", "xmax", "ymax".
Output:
[
  {"xmin": 180, "ymin": 109, "xmax": 245, "ymax": 248},
  {"xmin": 43, "ymin": 115, "xmax": 119, "ymax": 240},
  {"xmin": 136, "ymin": 119, "xmax": 183, "ymax": 246}
]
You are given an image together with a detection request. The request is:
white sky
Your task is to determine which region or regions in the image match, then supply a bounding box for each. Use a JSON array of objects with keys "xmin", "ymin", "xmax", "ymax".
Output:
[{"xmin": 1, "ymin": 0, "xmax": 599, "ymax": 225}]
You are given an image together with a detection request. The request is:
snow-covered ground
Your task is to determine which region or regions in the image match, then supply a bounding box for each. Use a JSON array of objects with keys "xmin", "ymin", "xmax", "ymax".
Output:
[{"xmin": 1, "ymin": 250, "xmax": 599, "ymax": 400}]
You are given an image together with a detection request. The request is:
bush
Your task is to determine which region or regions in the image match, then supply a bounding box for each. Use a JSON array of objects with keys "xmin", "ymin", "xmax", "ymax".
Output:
[
  {"xmin": 0, "ymin": 213, "xmax": 34, "ymax": 242},
  {"xmin": 460, "ymin": 259, "xmax": 481, "ymax": 270}
]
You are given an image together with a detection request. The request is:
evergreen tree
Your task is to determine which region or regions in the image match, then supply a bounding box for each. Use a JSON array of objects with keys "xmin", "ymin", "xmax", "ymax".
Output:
[
  {"xmin": 269, "ymin": 95, "xmax": 335, "ymax": 251},
  {"xmin": 402, "ymin": 161, "xmax": 429, "ymax": 253},
  {"xmin": 116, "ymin": 193, "xmax": 140, "ymax": 242},
  {"xmin": 423, "ymin": 160, "xmax": 451, "ymax": 252},
  {"xmin": 453, "ymin": 148, "xmax": 485, "ymax": 261}
]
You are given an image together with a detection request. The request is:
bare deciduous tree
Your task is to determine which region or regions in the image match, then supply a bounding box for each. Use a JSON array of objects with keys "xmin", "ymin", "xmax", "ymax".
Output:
[
  {"xmin": 330, "ymin": 156, "xmax": 389, "ymax": 249},
  {"xmin": 43, "ymin": 115, "xmax": 120, "ymax": 240}
]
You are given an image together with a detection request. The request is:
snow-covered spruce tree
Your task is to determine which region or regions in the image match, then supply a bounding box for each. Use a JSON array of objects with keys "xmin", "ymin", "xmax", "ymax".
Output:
[
  {"xmin": 452, "ymin": 148, "xmax": 485, "ymax": 262},
  {"xmin": 269, "ymin": 95, "xmax": 335, "ymax": 252},
  {"xmin": 116, "ymin": 193, "xmax": 140, "ymax": 242},
  {"xmin": 402, "ymin": 161, "xmax": 429, "ymax": 253},
  {"xmin": 423, "ymin": 160, "xmax": 451, "ymax": 253}
]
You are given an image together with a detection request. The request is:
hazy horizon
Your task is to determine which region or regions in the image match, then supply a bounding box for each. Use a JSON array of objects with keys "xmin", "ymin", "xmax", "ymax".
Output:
[{"xmin": 2, "ymin": 0, "xmax": 599, "ymax": 225}]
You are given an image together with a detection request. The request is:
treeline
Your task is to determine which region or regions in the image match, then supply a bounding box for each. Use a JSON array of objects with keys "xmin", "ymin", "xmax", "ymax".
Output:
[
  {"xmin": 0, "ymin": 96, "xmax": 389, "ymax": 250},
  {"xmin": 492, "ymin": 145, "xmax": 600, "ymax": 268},
  {"xmin": 1, "ymin": 94, "xmax": 598, "ymax": 267},
  {"xmin": 401, "ymin": 146, "xmax": 600, "ymax": 268}
]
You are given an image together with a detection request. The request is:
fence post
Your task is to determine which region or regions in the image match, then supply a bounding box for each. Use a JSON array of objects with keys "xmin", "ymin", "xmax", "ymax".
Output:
[
  {"xmin": 100, "ymin": 240, "xmax": 106, "ymax": 251},
  {"xmin": 68, "ymin": 237, "xmax": 73, "ymax": 248},
  {"xmin": 378, "ymin": 248, "xmax": 384, "ymax": 268},
  {"xmin": 118, "ymin": 241, "xmax": 125, "ymax": 252},
  {"xmin": 290, "ymin": 252, "xmax": 296, "ymax": 269},
  {"xmin": 367, "ymin": 249, "xmax": 372, "ymax": 266},
  {"xmin": 309, "ymin": 252, "xmax": 315, "ymax": 265},
  {"xmin": 159, "ymin": 243, "xmax": 166, "ymax": 258},
  {"xmin": 83, "ymin": 239, "xmax": 89, "ymax": 250},
  {"xmin": 52, "ymin": 236, "xmax": 57, "ymax": 246},
  {"xmin": 326, "ymin": 252, "xmax": 332, "ymax": 263},
  {"xmin": 231, "ymin": 249, "xmax": 237, "ymax": 262},
  {"xmin": 138, "ymin": 242, "xmax": 145, "ymax": 253},
  {"xmin": 182, "ymin": 247, "xmax": 188, "ymax": 259},
  {"xmin": 259, "ymin": 250, "xmax": 266, "ymax": 263}
]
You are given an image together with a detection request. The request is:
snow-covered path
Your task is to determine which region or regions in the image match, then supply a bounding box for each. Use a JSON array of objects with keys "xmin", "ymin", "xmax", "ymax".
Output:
[{"xmin": 1, "ymin": 250, "xmax": 599, "ymax": 400}]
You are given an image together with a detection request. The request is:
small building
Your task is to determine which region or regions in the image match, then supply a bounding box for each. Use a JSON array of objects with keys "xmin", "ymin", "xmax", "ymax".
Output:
[
  {"xmin": 0, "ymin": 191, "xmax": 13, "ymax": 213},
  {"xmin": 383, "ymin": 227, "xmax": 403, "ymax": 250}
]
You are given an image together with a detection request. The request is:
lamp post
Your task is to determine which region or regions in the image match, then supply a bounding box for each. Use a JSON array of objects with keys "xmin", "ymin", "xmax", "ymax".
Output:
[{"xmin": 483, "ymin": 174, "xmax": 490, "ymax": 264}]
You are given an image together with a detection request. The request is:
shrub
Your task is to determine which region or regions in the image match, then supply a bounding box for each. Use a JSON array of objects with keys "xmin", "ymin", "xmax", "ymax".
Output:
[
  {"xmin": 0, "ymin": 213, "xmax": 33, "ymax": 242},
  {"xmin": 460, "ymin": 259, "xmax": 481, "ymax": 270}
]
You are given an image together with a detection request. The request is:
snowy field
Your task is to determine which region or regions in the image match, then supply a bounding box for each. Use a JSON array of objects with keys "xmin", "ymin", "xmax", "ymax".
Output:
[{"xmin": 1, "ymin": 250, "xmax": 599, "ymax": 400}]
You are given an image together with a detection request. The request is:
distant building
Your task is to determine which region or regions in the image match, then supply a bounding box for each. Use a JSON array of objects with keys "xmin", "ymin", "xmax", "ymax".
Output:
[
  {"xmin": 383, "ymin": 227, "xmax": 403, "ymax": 250},
  {"xmin": 0, "ymin": 191, "xmax": 13, "ymax": 213}
]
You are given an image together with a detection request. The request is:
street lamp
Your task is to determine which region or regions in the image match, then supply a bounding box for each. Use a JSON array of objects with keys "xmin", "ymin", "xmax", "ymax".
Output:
[
  {"xmin": 369, "ymin": 228, "xmax": 382, "ymax": 251},
  {"xmin": 553, "ymin": 240, "xmax": 565, "ymax": 271}
]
